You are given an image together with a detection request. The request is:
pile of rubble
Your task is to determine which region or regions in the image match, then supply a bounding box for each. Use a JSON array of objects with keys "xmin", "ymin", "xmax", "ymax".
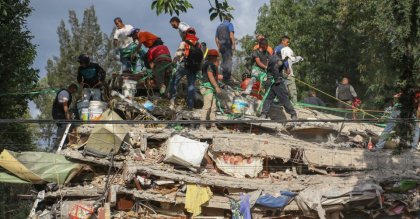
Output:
[{"xmin": 1, "ymin": 89, "xmax": 419, "ymax": 219}]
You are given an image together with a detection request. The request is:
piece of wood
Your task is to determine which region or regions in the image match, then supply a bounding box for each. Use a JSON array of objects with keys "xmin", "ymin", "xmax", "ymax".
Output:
[
  {"xmin": 57, "ymin": 123, "xmax": 72, "ymax": 153},
  {"xmin": 104, "ymin": 203, "xmax": 111, "ymax": 219}
]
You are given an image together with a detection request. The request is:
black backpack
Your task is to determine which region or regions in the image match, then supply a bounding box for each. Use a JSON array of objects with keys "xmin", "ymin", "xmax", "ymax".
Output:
[{"xmin": 184, "ymin": 40, "xmax": 204, "ymax": 72}]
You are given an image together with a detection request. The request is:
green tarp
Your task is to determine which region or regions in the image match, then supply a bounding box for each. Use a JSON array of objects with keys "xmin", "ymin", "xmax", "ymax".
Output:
[{"xmin": 0, "ymin": 150, "xmax": 83, "ymax": 184}]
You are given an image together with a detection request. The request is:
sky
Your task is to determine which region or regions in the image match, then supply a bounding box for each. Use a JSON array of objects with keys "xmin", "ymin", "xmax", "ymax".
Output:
[
  {"xmin": 27, "ymin": 0, "xmax": 269, "ymax": 77},
  {"xmin": 26, "ymin": 0, "xmax": 269, "ymax": 117}
]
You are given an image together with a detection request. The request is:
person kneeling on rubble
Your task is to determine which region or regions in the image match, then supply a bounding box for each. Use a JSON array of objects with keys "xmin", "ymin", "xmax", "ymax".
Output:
[
  {"xmin": 200, "ymin": 49, "xmax": 222, "ymax": 131},
  {"xmin": 52, "ymin": 83, "xmax": 78, "ymax": 147},
  {"xmin": 77, "ymin": 54, "xmax": 106, "ymax": 102},
  {"xmin": 146, "ymin": 44, "xmax": 173, "ymax": 96},
  {"xmin": 259, "ymin": 50, "xmax": 297, "ymax": 120}
]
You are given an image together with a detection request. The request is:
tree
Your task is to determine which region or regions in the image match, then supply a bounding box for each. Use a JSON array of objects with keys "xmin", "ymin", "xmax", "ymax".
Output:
[
  {"xmin": 34, "ymin": 6, "xmax": 119, "ymax": 147},
  {"xmin": 151, "ymin": 0, "xmax": 234, "ymax": 21},
  {"xmin": 0, "ymin": 0, "xmax": 39, "ymax": 217},
  {"xmin": 252, "ymin": 0, "xmax": 419, "ymax": 149}
]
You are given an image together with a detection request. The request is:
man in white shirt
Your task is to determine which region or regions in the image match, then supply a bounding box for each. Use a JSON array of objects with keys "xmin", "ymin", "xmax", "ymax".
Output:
[
  {"xmin": 276, "ymin": 35, "xmax": 304, "ymax": 103},
  {"xmin": 113, "ymin": 17, "xmax": 134, "ymax": 73},
  {"xmin": 169, "ymin": 16, "xmax": 191, "ymax": 39}
]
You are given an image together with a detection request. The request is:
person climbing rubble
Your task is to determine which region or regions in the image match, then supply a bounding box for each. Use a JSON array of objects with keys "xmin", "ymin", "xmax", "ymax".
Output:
[
  {"xmin": 128, "ymin": 28, "xmax": 164, "ymax": 54},
  {"xmin": 275, "ymin": 35, "xmax": 304, "ymax": 103},
  {"xmin": 259, "ymin": 50, "xmax": 297, "ymax": 120},
  {"xmin": 169, "ymin": 16, "xmax": 191, "ymax": 40},
  {"xmin": 169, "ymin": 28, "xmax": 203, "ymax": 110},
  {"xmin": 77, "ymin": 54, "xmax": 106, "ymax": 101},
  {"xmin": 243, "ymin": 38, "xmax": 270, "ymax": 95},
  {"xmin": 113, "ymin": 17, "xmax": 134, "ymax": 73},
  {"xmin": 146, "ymin": 44, "xmax": 173, "ymax": 96},
  {"xmin": 199, "ymin": 49, "xmax": 222, "ymax": 131},
  {"xmin": 215, "ymin": 16, "xmax": 235, "ymax": 84},
  {"xmin": 51, "ymin": 83, "xmax": 78, "ymax": 147}
]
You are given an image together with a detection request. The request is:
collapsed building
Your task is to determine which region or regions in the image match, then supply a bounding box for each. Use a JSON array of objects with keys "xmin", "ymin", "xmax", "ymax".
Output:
[{"xmin": 1, "ymin": 79, "xmax": 419, "ymax": 219}]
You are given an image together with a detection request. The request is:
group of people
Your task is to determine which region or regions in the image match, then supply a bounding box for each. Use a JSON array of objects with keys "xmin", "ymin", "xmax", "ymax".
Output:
[{"xmin": 51, "ymin": 15, "xmax": 419, "ymax": 150}]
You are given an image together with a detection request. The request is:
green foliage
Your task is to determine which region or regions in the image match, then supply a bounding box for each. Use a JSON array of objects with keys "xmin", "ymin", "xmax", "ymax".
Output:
[
  {"xmin": 251, "ymin": 0, "xmax": 418, "ymax": 148},
  {"xmin": 150, "ymin": 0, "xmax": 234, "ymax": 21},
  {"xmin": 252, "ymin": 0, "xmax": 419, "ymax": 109},
  {"xmin": 0, "ymin": 0, "xmax": 38, "ymax": 217},
  {"xmin": 151, "ymin": 0, "xmax": 193, "ymax": 16},
  {"xmin": 209, "ymin": 0, "xmax": 234, "ymax": 21}
]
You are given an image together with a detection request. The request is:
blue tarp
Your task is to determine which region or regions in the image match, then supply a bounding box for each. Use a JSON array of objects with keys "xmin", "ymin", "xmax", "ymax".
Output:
[{"xmin": 256, "ymin": 191, "xmax": 295, "ymax": 208}]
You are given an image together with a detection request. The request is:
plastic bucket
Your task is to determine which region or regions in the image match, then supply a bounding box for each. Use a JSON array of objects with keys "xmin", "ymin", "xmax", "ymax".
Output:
[
  {"xmin": 89, "ymin": 101, "xmax": 107, "ymax": 121},
  {"xmin": 231, "ymin": 98, "xmax": 249, "ymax": 114},
  {"xmin": 81, "ymin": 108, "xmax": 89, "ymax": 121},
  {"xmin": 77, "ymin": 101, "xmax": 89, "ymax": 117},
  {"xmin": 143, "ymin": 100, "xmax": 154, "ymax": 111},
  {"xmin": 89, "ymin": 101, "xmax": 107, "ymax": 109},
  {"xmin": 122, "ymin": 79, "xmax": 138, "ymax": 99},
  {"xmin": 89, "ymin": 109, "xmax": 103, "ymax": 120}
]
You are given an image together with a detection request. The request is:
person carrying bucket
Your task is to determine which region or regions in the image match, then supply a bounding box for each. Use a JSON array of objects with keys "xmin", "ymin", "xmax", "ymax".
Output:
[
  {"xmin": 259, "ymin": 50, "xmax": 297, "ymax": 120},
  {"xmin": 199, "ymin": 49, "xmax": 222, "ymax": 131},
  {"xmin": 77, "ymin": 54, "xmax": 106, "ymax": 102},
  {"xmin": 243, "ymin": 38, "xmax": 270, "ymax": 95}
]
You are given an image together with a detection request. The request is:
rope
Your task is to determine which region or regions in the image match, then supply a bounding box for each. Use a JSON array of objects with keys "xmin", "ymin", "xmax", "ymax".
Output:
[
  {"xmin": 0, "ymin": 88, "xmax": 60, "ymax": 97},
  {"xmin": 292, "ymin": 76, "xmax": 379, "ymax": 119}
]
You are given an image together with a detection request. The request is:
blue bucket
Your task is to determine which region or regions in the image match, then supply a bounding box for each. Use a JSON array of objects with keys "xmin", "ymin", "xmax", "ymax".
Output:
[{"xmin": 143, "ymin": 100, "xmax": 154, "ymax": 111}]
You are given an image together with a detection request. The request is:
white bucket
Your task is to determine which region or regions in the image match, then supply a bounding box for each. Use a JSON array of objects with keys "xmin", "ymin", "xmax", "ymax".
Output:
[
  {"xmin": 122, "ymin": 79, "xmax": 138, "ymax": 99},
  {"xmin": 89, "ymin": 101, "xmax": 107, "ymax": 109},
  {"xmin": 77, "ymin": 101, "xmax": 89, "ymax": 119},
  {"xmin": 89, "ymin": 109, "xmax": 103, "ymax": 121},
  {"xmin": 89, "ymin": 101, "xmax": 107, "ymax": 121},
  {"xmin": 81, "ymin": 108, "xmax": 89, "ymax": 121}
]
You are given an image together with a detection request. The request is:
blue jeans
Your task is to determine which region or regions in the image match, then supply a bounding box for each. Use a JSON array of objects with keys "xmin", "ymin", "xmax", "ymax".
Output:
[
  {"xmin": 169, "ymin": 64, "xmax": 197, "ymax": 108},
  {"xmin": 376, "ymin": 109, "xmax": 419, "ymax": 149},
  {"xmin": 220, "ymin": 45, "xmax": 233, "ymax": 81}
]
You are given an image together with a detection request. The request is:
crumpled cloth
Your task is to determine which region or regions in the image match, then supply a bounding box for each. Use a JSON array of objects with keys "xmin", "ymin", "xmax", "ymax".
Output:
[{"xmin": 185, "ymin": 184, "xmax": 213, "ymax": 216}]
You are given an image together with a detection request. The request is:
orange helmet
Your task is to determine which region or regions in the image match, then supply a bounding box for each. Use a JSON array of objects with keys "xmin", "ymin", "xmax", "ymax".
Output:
[{"xmin": 207, "ymin": 49, "xmax": 219, "ymax": 57}]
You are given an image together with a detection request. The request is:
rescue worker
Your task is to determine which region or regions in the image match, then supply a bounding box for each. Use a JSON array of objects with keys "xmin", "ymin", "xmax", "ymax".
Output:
[
  {"xmin": 336, "ymin": 77, "xmax": 358, "ymax": 109},
  {"xmin": 244, "ymin": 38, "xmax": 270, "ymax": 95},
  {"xmin": 129, "ymin": 28, "xmax": 164, "ymax": 61},
  {"xmin": 169, "ymin": 16, "xmax": 191, "ymax": 39},
  {"xmin": 113, "ymin": 17, "xmax": 134, "ymax": 73},
  {"xmin": 253, "ymin": 34, "xmax": 274, "ymax": 55},
  {"xmin": 76, "ymin": 54, "xmax": 106, "ymax": 101},
  {"xmin": 200, "ymin": 49, "xmax": 222, "ymax": 131},
  {"xmin": 51, "ymin": 83, "xmax": 78, "ymax": 146},
  {"xmin": 146, "ymin": 44, "xmax": 173, "ymax": 95},
  {"xmin": 276, "ymin": 36, "xmax": 304, "ymax": 103},
  {"xmin": 260, "ymin": 51, "xmax": 297, "ymax": 120},
  {"xmin": 215, "ymin": 17, "xmax": 235, "ymax": 84},
  {"xmin": 169, "ymin": 28, "xmax": 203, "ymax": 110},
  {"xmin": 303, "ymin": 90, "xmax": 326, "ymax": 106}
]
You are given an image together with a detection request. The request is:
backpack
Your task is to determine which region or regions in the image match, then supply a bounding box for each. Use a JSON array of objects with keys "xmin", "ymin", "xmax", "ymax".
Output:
[{"xmin": 184, "ymin": 40, "xmax": 203, "ymax": 72}]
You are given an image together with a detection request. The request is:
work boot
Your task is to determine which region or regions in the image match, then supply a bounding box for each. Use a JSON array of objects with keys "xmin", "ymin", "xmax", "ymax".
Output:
[{"xmin": 169, "ymin": 99, "xmax": 175, "ymax": 110}]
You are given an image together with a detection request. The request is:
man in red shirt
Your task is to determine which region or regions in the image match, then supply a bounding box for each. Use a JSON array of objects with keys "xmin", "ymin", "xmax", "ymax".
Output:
[{"xmin": 147, "ymin": 45, "xmax": 172, "ymax": 95}]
